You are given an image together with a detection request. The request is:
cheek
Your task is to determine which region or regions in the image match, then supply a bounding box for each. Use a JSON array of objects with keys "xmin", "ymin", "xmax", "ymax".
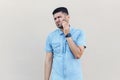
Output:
[{"xmin": 59, "ymin": 18, "xmax": 64, "ymax": 21}]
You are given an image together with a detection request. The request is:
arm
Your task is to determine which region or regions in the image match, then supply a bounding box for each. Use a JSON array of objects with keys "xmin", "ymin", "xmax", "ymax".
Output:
[
  {"xmin": 62, "ymin": 19, "xmax": 85, "ymax": 59},
  {"xmin": 66, "ymin": 37, "xmax": 85, "ymax": 59},
  {"xmin": 44, "ymin": 52, "xmax": 53, "ymax": 80}
]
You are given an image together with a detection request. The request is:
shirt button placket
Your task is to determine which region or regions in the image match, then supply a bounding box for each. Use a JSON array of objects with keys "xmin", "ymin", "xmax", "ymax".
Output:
[
  {"xmin": 63, "ymin": 59, "xmax": 67, "ymax": 80},
  {"xmin": 62, "ymin": 36, "xmax": 67, "ymax": 80}
]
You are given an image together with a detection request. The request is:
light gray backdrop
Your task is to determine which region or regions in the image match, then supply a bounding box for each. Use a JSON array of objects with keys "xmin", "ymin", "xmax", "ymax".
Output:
[{"xmin": 0, "ymin": 0, "xmax": 120, "ymax": 80}]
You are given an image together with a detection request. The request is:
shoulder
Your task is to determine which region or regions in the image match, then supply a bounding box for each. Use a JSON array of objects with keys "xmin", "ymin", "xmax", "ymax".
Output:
[
  {"xmin": 71, "ymin": 27, "xmax": 85, "ymax": 35},
  {"xmin": 47, "ymin": 29, "xmax": 58, "ymax": 39}
]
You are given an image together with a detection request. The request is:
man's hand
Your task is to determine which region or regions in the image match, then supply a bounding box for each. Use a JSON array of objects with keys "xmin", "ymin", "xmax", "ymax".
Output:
[{"xmin": 62, "ymin": 19, "xmax": 70, "ymax": 35}]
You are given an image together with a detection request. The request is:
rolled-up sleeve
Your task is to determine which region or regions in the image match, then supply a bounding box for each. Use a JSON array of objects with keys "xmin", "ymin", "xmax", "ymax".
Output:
[{"xmin": 76, "ymin": 30, "xmax": 86, "ymax": 48}]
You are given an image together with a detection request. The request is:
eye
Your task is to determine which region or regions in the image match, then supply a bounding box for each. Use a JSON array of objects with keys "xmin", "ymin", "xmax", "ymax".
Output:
[
  {"xmin": 54, "ymin": 16, "xmax": 62, "ymax": 21},
  {"xmin": 58, "ymin": 16, "xmax": 61, "ymax": 19},
  {"xmin": 54, "ymin": 18, "xmax": 56, "ymax": 20}
]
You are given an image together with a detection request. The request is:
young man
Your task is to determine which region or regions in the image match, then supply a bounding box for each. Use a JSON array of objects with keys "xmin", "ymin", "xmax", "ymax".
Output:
[{"xmin": 44, "ymin": 7, "xmax": 86, "ymax": 80}]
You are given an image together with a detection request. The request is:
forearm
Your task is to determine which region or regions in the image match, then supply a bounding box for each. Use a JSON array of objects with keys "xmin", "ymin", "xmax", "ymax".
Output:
[
  {"xmin": 66, "ymin": 37, "xmax": 83, "ymax": 59},
  {"xmin": 61, "ymin": 20, "xmax": 84, "ymax": 58},
  {"xmin": 44, "ymin": 59, "xmax": 52, "ymax": 80}
]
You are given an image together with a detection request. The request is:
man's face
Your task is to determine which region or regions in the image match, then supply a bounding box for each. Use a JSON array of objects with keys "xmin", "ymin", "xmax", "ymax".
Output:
[{"xmin": 53, "ymin": 12, "xmax": 69, "ymax": 29}]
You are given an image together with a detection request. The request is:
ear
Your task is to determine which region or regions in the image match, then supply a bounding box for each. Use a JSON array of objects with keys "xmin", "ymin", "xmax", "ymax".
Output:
[
  {"xmin": 66, "ymin": 15, "xmax": 70, "ymax": 22},
  {"xmin": 67, "ymin": 15, "xmax": 70, "ymax": 19}
]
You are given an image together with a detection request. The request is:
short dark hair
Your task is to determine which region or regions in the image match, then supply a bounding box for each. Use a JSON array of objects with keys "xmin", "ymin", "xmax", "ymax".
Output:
[{"xmin": 52, "ymin": 7, "xmax": 69, "ymax": 15}]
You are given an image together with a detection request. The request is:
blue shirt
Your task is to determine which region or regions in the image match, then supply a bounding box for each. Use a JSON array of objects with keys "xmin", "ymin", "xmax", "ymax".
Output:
[{"xmin": 45, "ymin": 26, "xmax": 86, "ymax": 80}]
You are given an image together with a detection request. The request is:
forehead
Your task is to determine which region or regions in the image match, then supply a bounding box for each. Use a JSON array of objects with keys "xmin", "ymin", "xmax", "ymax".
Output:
[{"xmin": 53, "ymin": 12, "xmax": 66, "ymax": 18}]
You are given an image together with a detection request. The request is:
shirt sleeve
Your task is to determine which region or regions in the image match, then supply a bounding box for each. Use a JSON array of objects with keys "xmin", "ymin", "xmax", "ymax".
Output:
[
  {"xmin": 76, "ymin": 30, "xmax": 87, "ymax": 48},
  {"xmin": 45, "ymin": 35, "xmax": 53, "ymax": 53}
]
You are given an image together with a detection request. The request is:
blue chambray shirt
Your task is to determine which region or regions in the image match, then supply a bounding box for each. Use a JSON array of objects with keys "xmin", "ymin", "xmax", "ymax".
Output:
[{"xmin": 45, "ymin": 26, "xmax": 86, "ymax": 80}]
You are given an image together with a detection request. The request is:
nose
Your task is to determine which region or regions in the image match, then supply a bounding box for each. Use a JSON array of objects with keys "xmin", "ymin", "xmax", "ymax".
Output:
[{"xmin": 55, "ymin": 19, "xmax": 60, "ymax": 25}]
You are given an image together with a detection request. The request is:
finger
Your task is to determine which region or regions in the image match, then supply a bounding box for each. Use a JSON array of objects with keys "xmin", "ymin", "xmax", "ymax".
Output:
[{"xmin": 62, "ymin": 19, "xmax": 68, "ymax": 23}]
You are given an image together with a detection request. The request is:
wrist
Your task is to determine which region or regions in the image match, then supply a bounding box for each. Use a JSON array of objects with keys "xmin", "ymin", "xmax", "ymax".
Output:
[{"xmin": 65, "ymin": 33, "xmax": 71, "ymax": 38}]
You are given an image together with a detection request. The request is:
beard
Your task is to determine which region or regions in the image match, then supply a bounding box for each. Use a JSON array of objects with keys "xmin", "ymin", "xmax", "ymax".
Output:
[
  {"xmin": 58, "ymin": 26, "xmax": 63, "ymax": 29},
  {"xmin": 57, "ymin": 24, "xmax": 63, "ymax": 29}
]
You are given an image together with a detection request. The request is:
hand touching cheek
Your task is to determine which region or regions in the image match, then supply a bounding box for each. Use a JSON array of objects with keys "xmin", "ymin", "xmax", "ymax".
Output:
[{"xmin": 62, "ymin": 20, "xmax": 70, "ymax": 35}]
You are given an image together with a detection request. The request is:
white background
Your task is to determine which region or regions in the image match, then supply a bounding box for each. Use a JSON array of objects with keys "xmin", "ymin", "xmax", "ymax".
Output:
[{"xmin": 0, "ymin": 0, "xmax": 120, "ymax": 80}]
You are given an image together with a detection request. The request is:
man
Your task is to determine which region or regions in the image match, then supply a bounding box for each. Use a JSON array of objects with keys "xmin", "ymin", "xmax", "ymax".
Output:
[{"xmin": 44, "ymin": 7, "xmax": 86, "ymax": 80}]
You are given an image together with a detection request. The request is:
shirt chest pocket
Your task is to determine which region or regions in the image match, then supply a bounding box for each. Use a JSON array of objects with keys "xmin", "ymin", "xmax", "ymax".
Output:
[{"xmin": 52, "ymin": 42, "xmax": 61, "ymax": 53}]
